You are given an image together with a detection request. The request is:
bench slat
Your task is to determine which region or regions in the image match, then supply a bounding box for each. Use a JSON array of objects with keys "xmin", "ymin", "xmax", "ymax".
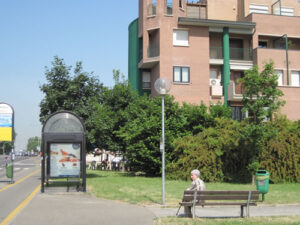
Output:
[
  {"xmin": 184, "ymin": 190, "xmax": 260, "ymax": 195},
  {"xmin": 180, "ymin": 202, "xmax": 257, "ymax": 206},
  {"xmin": 182, "ymin": 192, "xmax": 259, "ymax": 202}
]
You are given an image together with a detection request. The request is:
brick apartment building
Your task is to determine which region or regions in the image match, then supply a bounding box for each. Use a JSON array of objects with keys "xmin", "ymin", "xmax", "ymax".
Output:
[{"xmin": 128, "ymin": 0, "xmax": 300, "ymax": 120}]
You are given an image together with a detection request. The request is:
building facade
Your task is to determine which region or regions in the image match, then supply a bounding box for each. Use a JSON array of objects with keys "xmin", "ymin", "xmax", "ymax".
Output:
[{"xmin": 128, "ymin": 0, "xmax": 300, "ymax": 120}]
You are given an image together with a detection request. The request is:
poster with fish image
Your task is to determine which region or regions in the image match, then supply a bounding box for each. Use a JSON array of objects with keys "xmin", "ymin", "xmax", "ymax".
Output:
[{"xmin": 50, "ymin": 143, "xmax": 81, "ymax": 177}]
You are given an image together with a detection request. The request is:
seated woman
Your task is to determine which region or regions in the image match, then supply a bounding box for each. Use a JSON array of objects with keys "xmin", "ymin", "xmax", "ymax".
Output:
[{"xmin": 184, "ymin": 169, "xmax": 205, "ymax": 217}]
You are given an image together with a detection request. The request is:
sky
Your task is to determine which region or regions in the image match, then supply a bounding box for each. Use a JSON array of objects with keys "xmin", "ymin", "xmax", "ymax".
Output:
[{"xmin": 0, "ymin": 0, "xmax": 138, "ymax": 150}]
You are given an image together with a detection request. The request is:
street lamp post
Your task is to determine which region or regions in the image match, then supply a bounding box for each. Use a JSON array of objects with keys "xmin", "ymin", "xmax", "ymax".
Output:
[{"xmin": 154, "ymin": 78, "xmax": 171, "ymax": 205}]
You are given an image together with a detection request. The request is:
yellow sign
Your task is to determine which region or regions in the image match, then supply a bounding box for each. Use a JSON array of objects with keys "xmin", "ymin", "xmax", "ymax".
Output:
[
  {"xmin": 0, "ymin": 127, "xmax": 13, "ymax": 141},
  {"xmin": 0, "ymin": 103, "xmax": 14, "ymax": 142}
]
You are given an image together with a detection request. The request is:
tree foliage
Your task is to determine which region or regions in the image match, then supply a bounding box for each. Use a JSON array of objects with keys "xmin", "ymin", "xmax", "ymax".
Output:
[
  {"xmin": 26, "ymin": 136, "xmax": 41, "ymax": 152},
  {"xmin": 39, "ymin": 56, "xmax": 104, "ymax": 150},
  {"xmin": 239, "ymin": 61, "xmax": 285, "ymax": 124},
  {"xmin": 39, "ymin": 56, "xmax": 104, "ymax": 123}
]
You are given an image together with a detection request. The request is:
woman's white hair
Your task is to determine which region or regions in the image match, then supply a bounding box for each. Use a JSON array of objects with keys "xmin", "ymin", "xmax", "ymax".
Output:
[{"xmin": 191, "ymin": 169, "xmax": 200, "ymax": 178}]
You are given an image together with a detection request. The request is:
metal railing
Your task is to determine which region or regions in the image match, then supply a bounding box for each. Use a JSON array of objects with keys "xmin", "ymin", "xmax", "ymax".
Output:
[
  {"xmin": 210, "ymin": 47, "xmax": 223, "ymax": 59},
  {"xmin": 148, "ymin": 44, "xmax": 160, "ymax": 58},
  {"xmin": 209, "ymin": 47, "xmax": 253, "ymax": 60},
  {"xmin": 142, "ymin": 82, "xmax": 151, "ymax": 89},
  {"xmin": 230, "ymin": 48, "xmax": 253, "ymax": 60}
]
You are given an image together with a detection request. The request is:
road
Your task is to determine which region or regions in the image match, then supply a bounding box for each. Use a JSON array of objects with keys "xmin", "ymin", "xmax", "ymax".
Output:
[
  {"xmin": 0, "ymin": 155, "xmax": 33, "ymax": 178},
  {"xmin": 0, "ymin": 156, "xmax": 40, "ymax": 223}
]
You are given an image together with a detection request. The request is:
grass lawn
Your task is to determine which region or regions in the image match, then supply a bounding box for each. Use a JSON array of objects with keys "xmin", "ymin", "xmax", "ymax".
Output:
[
  {"xmin": 86, "ymin": 170, "xmax": 300, "ymax": 205},
  {"xmin": 154, "ymin": 216, "xmax": 300, "ymax": 225}
]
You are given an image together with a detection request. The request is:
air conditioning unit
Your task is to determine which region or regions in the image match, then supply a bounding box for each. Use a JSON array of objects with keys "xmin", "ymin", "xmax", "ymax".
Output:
[{"xmin": 210, "ymin": 79, "xmax": 221, "ymax": 86}]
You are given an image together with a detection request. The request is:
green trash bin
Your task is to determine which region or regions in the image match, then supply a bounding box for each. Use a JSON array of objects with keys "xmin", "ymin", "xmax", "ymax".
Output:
[
  {"xmin": 255, "ymin": 170, "xmax": 269, "ymax": 201},
  {"xmin": 6, "ymin": 163, "xmax": 13, "ymax": 179}
]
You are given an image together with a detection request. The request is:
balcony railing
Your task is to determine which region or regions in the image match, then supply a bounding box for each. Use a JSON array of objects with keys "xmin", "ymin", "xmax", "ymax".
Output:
[
  {"xmin": 142, "ymin": 82, "xmax": 151, "ymax": 89},
  {"xmin": 210, "ymin": 47, "xmax": 223, "ymax": 59},
  {"xmin": 230, "ymin": 48, "xmax": 253, "ymax": 61},
  {"xmin": 148, "ymin": 44, "xmax": 160, "ymax": 58},
  {"xmin": 210, "ymin": 47, "xmax": 253, "ymax": 61}
]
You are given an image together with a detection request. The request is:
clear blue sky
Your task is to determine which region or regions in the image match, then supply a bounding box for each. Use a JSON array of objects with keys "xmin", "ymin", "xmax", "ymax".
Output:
[{"xmin": 0, "ymin": 0, "xmax": 138, "ymax": 150}]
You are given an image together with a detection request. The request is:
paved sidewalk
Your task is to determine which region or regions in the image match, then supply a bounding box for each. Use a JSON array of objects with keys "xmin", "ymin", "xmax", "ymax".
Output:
[
  {"xmin": 10, "ymin": 191, "xmax": 155, "ymax": 225},
  {"xmin": 147, "ymin": 204, "xmax": 300, "ymax": 218},
  {"xmin": 8, "ymin": 188, "xmax": 300, "ymax": 225}
]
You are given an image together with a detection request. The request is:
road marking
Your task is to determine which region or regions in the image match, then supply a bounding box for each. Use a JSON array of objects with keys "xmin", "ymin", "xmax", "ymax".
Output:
[
  {"xmin": 0, "ymin": 184, "xmax": 41, "ymax": 225},
  {"xmin": 0, "ymin": 169, "xmax": 40, "ymax": 193}
]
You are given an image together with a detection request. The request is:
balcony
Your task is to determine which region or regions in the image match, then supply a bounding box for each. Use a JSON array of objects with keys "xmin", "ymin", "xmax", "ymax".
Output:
[
  {"xmin": 245, "ymin": 14, "xmax": 300, "ymax": 37},
  {"xmin": 210, "ymin": 47, "xmax": 253, "ymax": 61},
  {"xmin": 186, "ymin": 1, "xmax": 207, "ymax": 19},
  {"xmin": 148, "ymin": 44, "xmax": 159, "ymax": 58},
  {"xmin": 228, "ymin": 82, "xmax": 243, "ymax": 101},
  {"xmin": 138, "ymin": 44, "xmax": 160, "ymax": 69},
  {"xmin": 254, "ymin": 47, "xmax": 300, "ymax": 70}
]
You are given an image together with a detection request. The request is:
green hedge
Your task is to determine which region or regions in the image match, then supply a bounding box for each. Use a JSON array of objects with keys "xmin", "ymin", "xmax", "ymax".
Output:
[{"xmin": 167, "ymin": 117, "xmax": 300, "ymax": 183}]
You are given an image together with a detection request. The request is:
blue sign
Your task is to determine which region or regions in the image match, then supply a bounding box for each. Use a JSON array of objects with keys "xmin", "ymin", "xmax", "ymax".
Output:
[{"xmin": 0, "ymin": 115, "xmax": 12, "ymax": 127}]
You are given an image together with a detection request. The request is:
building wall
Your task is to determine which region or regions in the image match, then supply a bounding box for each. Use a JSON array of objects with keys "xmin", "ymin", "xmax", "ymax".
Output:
[
  {"xmin": 207, "ymin": 0, "xmax": 238, "ymax": 21},
  {"xmin": 136, "ymin": 0, "xmax": 300, "ymax": 119}
]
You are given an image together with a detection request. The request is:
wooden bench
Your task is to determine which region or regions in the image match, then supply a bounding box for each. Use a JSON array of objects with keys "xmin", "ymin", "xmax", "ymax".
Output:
[{"xmin": 176, "ymin": 190, "xmax": 260, "ymax": 218}]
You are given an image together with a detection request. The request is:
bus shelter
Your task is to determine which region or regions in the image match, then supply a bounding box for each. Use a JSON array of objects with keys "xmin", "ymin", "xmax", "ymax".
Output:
[{"xmin": 41, "ymin": 111, "xmax": 86, "ymax": 192}]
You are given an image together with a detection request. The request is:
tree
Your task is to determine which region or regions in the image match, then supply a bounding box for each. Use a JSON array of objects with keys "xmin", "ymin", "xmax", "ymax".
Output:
[
  {"xmin": 39, "ymin": 56, "xmax": 104, "ymax": 151},
  {"xmin": 39, "ymin": 56, "xmax": 104, "ymax": 123},
  {"xmin": 26, "ymin": 136, "xmax": 41, "ymax": 152},
  {"xmin": 239, "ymin": 61, "xmax": 285, "ymax": 125},
  {"xmin": 117, "ymin": 95, "xmax": 187, "ymax": 175},
  {"xmin": 86, "ymin": 70, "xmax": 136, "ymax": 152},
  {"xmin": 239, "ymin": 61, "xmax": 285, "ymax": 183}
]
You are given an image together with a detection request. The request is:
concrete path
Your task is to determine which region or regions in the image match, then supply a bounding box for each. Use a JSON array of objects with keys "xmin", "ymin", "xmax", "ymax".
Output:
[
  {"xmin": 147, "ymin": 204, "xmax": 300, "ymax": 218},
  {"xmin": 10, "ymin": 191, "xmax": 155, "ymax": 225},
  {"xmin": 7, "ymin": 188, "xmax": 300, "ymax": 225}
]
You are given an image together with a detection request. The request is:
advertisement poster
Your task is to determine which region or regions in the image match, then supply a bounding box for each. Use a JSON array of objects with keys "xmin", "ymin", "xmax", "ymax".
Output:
[
  {"xmin": 0, "ymin": 104, "xmax": 13, "ymax": 141},
  {"xmin": 50, "ymin": 143, "xmax": 81, "ymax": 177}
]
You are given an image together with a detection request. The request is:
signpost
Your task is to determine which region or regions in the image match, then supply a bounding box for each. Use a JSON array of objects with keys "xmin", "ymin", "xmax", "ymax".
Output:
[{"xmin": 0, "ymin": 103, "xmax": 14, "ymax": 183}]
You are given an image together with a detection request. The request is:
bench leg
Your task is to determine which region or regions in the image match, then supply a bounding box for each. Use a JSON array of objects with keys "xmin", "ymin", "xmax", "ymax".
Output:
[
  {"xmin": 176, "ymin": 205, "xmax": 182, "ymax": 216},
  {"xmin": 192, "ymin": 206, "xmax": 195, "ymax": 219},
  {"xmin": 240, "ymin": 205, "xmax": 244, "ymax": 218},
  {"xmin": 247, "ymin": 205, "xmax": 250, "ymax": 218}
]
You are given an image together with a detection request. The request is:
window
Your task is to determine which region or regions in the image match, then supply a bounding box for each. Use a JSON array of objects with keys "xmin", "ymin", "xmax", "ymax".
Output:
[
  {"xmin": 142, "ymin": 72, "xmax": 151, "ymax": 89},
  {"xmin": 275, "ymin": 70, "xmax": 283, "ymax": 86},
  {"xmin": 291, "ymin": 71, "xmax": 300, "ymax": 86},
  {"xmin": 231, "ymin": 106, "xmax": 248, "ymax": 122},
  {"xmin": 281, "ymin": 7, "xmax": 294, "ymax": 16},
  {"xmin": 174, "ymin": 66, "xmax": 190, "ymax": 83},
  {"xmin": 210, "ymin": 70, "xmax": 217, "ymax": 79},
  {"xmin": 249, "ymin": 4, "xmax": 268, "ymax": 14},
  {"xmin": 148, "ymin": 0, "xmax": 157, "ymax": 16},
  {"xmin": 258, "ymin": 40, "xmax": 268, "ymax": 48},
  {"xmin": 179, "ymin": 0, "xmax": 183, "ymax": 9},
  {"xmin": 166, "ymin": 0, "xmax": 173, "ymax": 15},
  {"xmin": 173, "ymin": 30, "xmax": 189, "ymax": 46}
]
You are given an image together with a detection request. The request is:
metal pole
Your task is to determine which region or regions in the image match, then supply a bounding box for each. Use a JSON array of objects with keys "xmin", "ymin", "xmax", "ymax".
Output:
[
  {"xmin": 285, "ymin": 34, "xmax": 289, "ymax": 85},
  {"xmin": 162, "ymin": 95, "xmax": 165, "ymax": 205}
]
